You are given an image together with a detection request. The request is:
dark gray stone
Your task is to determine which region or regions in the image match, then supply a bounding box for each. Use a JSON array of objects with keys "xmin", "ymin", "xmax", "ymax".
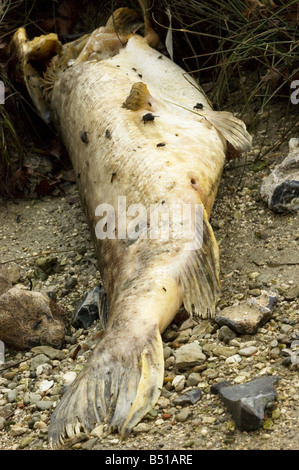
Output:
[
  {"xmin": 260, "ymin": 138, "xmax": 299, "ymax": 213},
  {"xmin": 213, "ymin": 376, "xmax": 279, "ymax": 431},
  {"xmin": 172, "ymin": 388, "xmax": 202, "ymax": 406}
]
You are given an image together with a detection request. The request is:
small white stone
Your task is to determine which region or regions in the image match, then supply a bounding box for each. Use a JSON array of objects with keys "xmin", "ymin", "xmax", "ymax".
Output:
[
  {"xmin": 172, "ymin": 375, "xmax": 186, "ymax": 391},
  {"xmin": 155, "ymin": 418, "xmax": 164, "ymax": 426},
  {"xmin": 62, "ymin": 371, "xmax": 77, "ymax": 386},
  {"xmin": 39, "ymin": 380, "xmax": 54, "ymax": 393},
  {"xmin": 239, "ymin": 346, "xmax": 258, "ymax": 357},
  {"xmin": 226, "ymin": 354, "xmax": 242, "ymax": 364}
]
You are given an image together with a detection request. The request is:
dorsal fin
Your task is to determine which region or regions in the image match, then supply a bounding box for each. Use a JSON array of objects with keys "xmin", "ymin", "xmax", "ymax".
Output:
[
  {"xmin": 122, "ymin": 82, "xmax": 154, "ymax": 111},
  {"xmin": 198, "ymin": 109, "xmax": 252, "ymax": 152}
]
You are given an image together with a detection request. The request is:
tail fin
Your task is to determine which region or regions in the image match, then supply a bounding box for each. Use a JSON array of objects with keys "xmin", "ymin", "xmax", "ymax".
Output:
[{"xmin": 48, "ymin": 323, "xmax": 164, "ymax": 448}]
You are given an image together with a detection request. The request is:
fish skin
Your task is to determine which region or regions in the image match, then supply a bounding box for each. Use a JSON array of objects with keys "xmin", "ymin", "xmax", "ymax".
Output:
[{"xmin": 10, "ymin": 8, "xmax": 251, "ymax": 447}]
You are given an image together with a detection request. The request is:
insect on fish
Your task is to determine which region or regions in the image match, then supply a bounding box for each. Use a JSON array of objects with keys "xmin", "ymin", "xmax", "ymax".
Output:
[
  {"xmin": 142, "ymin": 112, "xmax": 158, "ymax": 124},
  {"xmin": 10, "ymin": 0, "xmax": 252, "ymax": 448}
]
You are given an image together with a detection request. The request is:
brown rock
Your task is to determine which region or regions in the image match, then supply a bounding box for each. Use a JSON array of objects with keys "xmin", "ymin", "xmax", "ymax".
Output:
[
  {"xmin": 0, "ymin": 287, "xmax": 69, "ymax": 350},
  {"xmin": 215, "ymin": 290, "xmax": 278, "ymax": 334}
]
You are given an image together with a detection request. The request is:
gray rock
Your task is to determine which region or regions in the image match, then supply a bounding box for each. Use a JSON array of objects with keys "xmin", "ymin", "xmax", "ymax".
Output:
[
  {"xmin": 260, "ymin": 138, "xmax": 299, "ymax": 212},
  {"xmin": 30, "ymin": 345, "xmax": 65, "ymax": 360},
  {"xmin": 163, "ymin": 346, "xmax": 172, "ymax": 360},
  {"xmin": 23, "ymin": 391, "xmax": 42, "ymax": 405},
  {"xmin": 187, "ymin": 372, "xmax": 201, "ymax": 386},
  {"xmin": 172, "ymin": 388, "xmax": 202, "ymax": 406},
  {"xmin": 175, "ymin": 407, "xmax": 192, "ymax": 422},
  {"xmin": 81, "ymin": 438, "xmax": 98, "ymax": 450},
  {"xmin": 30, "ymin": 354, "xmax": 51, "ymax": 372},
  {"xmin": 217, "ymin": 325, "xmax": 237, "ymax": 343},
  {"xmin": 282, "ymin": 286, "xmax": 299, "ymax": 300},
  {"xmin": 36, "ymin": 400, "xmax": 54, "ymax": 411},
  {"xmin": 7, "ymin": 389, "xmax": 18, "ymax": 403},
  {"xmin": 212, "ymin": 376, "xmax": 279, "ymax": 431},
  {"xmin": 174, "ymin": 343, "xmax": 206, "ymax": 370},
  {"xmin": 133, "ymin": 423, "xmax": 151, "ymax": 434},
  {"xmin": 5, "ymin": 263, "xmax": 21, "ymax": 285},
  {"xmin": 202, "ymin": 343, "xmax": 238, "ymax": 358},
  {"xmin": 239, "ymin": 346, "xmax": 258, "ymax": 356},
  {"xmin": 215, "ymin": 289, "xmax": 278, "ymax": 334}
]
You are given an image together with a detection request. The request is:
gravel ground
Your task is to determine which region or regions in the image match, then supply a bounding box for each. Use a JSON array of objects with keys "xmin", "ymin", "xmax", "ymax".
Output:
[{"xmin": 0, "ymin": 100, "xmax": 298, "ymax": 451}]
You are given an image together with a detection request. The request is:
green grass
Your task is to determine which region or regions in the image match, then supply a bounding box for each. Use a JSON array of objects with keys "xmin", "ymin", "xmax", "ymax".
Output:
[{"xmin": 153, "ymin": 0, "xmax": 299, "ymax": 117}]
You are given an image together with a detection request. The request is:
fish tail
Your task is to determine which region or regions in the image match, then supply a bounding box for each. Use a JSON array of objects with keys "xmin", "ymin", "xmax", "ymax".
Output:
[{"xmin": 48, "ymin": 322, "xmax": 164, "ymax": 448}]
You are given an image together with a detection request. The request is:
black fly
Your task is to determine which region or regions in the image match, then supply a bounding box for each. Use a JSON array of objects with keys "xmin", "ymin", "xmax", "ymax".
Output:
[
  {"xmin": 193, "ymin": 103, "xmax": 204, "ymax": 110},
  {"xmin": 80, "ymin": 129, "xmax": 89, "ymax": 144},
  {"xmin": 142, "ymin": 113, "xmax": 158, "ymax": 124}
]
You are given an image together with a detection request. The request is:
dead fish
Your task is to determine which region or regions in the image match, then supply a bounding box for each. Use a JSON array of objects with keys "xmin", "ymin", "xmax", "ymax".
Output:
[{"xmin": 10, "ymin": 2, "xmax": 251, "ymax": 448}]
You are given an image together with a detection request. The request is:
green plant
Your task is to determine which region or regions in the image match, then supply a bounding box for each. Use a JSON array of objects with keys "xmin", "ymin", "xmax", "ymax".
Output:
[{"xmin": 152, "ymin": 0, "xmax": 299, "ymax": 117}]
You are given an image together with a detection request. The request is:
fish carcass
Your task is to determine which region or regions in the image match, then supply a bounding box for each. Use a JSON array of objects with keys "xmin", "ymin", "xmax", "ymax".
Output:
[{"xmin": 10, "ymin": 4, "xmax": 251, "ymax": 447}]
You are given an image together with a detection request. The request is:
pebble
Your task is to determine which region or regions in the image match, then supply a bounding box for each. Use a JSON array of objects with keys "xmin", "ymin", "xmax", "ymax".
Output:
[
  {"xmin": 217, "ymin": 325, "xmax": 236, "ymax": 343},
  {"xmin": 172, "ymin": 375, "xmax": 186, "ymax": 391},
  {"xmin": 157, "ymin": 396, "xmax": 170, "ymax": 409},
  {"xmin": 36, "ymin": 400, "xmax": 54, "ymax": 411},
  {"xmin": 30, "ymin": 354, "xmax": 51, "ymax": 371},
  {"xmin": 7, "ymin": 389, "xmax": 18, "ymax": 403},
  {"xmin": 239, "ymin": 346, "xmax": 258, "ymax": 357},
  {"xmin": 174, "ymin": 343, "xmax": 206, "ymax": 370},
  {"xmin": 186, "ymin": 372, "xmax": 201, "ymax": 386},
  {"xmin": 31, "ymin": 346, "xmax": 65, "ymax": 361},
  {"xmin": 133, "ymin": 423, "xmax": 150, "ymax": 434},
  {"xmin": 172, "ymin": 388, "xmax": 202, "ymax": 406},
  {"xmin": 19, "ymin": 436, "xmax": 35, "ymax": 449},
  {"xmin": 38, "ymin": 380, "xmax": 54, "ymax": 393},
  {"xmin": 281, "ymin": 324, "xmax": 293, "ymax": 334},
  {"xmin": 226, "ymin": 354, "xmax": 242, "ymax": 364},
  {"xmin": 10, "ymin": 426, "xmax": 28, "ymax": 437},
  {"xmin": 175, "ymin": 407, "xmax": 192, "ymax": 422},
  {"xmin": 62, "ymin": 371, "xmax": 77, "ymax": 386}
]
